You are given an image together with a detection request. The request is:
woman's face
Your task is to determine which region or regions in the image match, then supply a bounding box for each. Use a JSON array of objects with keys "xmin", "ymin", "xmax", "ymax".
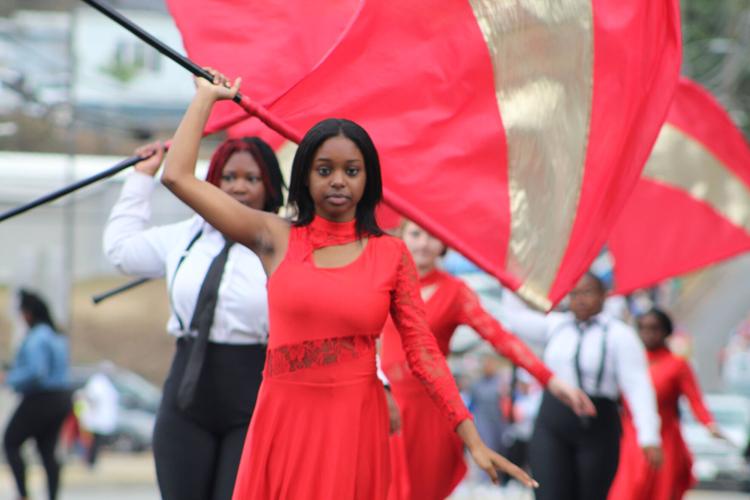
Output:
[
  {"xmin": 219, "ymin": 151, "xmax": 267, "ymax": 210},
  {"xmin": 307, "ymin": 135, "xmax": 366, "ymax": 221},
  {"xmin": 402, "ymin": 221, "xmax": 445, "ymax": 272},
  {"xmin": 637, "ymin": 313, "xmax": 668, "ymax": 350}
]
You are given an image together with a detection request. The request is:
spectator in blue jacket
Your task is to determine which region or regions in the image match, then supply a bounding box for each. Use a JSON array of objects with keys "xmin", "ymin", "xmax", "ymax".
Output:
[{"xmin": 3, "ymin": 290, "xmax": 71, "ymax": 500}]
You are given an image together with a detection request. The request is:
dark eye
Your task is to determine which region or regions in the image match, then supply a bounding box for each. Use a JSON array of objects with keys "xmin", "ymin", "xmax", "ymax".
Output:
[
  {"xmin": 346, "ymin": 167, "xmax": 360, "ymax": 177},
  {"xmin": 247, "ymin": 175, "xmax": 262, "ymax": 184},
  {"xmin": 316, "ymin": 166, "xmax": 331, "ymax": 176},
  {"xmin": 221, "ymin": 173, "xmax": 235, "ymax": 182}
]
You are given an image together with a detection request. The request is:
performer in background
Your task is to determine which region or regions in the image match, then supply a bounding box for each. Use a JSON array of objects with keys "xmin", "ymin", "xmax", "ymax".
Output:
[
  {"xmin": 500, "ymin": 273, "xmax": 662, "ymax": 500},
  {"xmin": 3, "ymin": 290, "xmax": 72, "ymax": 500},
  {"xmin": 381, "ymin": 220, "xmax": 595, "ymax": 500},
  {"xmin": 609, "ymin": 308, "xmax": 724, "ymax": 500},
  {"xmin": 160, "ymin": 68, "xmax": 539, "ymax": 500},
  {"xmin": 103, "ymin": 135, "xmax": 283, "ymax": 500}
]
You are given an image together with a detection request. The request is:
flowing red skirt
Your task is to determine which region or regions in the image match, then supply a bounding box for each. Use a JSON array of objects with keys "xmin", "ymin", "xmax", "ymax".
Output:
[
  {"xmin": 609, "ymin": 414, "xmax": 694, "ymax": 500},
  {"xmin": 388, "ymin": 373, "xmax": 466, "ymax": 500},
  {"xmin": 232, "ymin": 354, "xmax": 391, "ymax": 500}
]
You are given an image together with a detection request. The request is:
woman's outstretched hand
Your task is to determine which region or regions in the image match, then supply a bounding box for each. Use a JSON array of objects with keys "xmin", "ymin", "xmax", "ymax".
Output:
[
  {"xmin": 457, "ymin": 419, "xmax": 538, "ymax": 488},
  {"xmin": 547, "ymin": 376, "xmax": 597, "ymax": 417},
  {"xmin": 194, "ymin": 67, "xmax": 241, "ymax": 102},
  {"xmin": 468, "ymin": 442, "xmax": 538, "ymax": 488}
]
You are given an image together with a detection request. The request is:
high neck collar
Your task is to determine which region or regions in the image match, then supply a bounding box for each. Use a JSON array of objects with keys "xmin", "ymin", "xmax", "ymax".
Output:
[
  {"xmin": 419, "ymin": 268, "xmax": 442, "ymax": 286},
  {"xmin": 307, "ymin": 216, "xmax": 359, "ymax": 249}
]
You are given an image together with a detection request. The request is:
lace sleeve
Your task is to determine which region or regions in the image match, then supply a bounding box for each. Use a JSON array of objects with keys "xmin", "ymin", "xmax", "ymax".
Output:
[
  {"xmin": 457, "ymin": 284, "xmax": 553, "ymax": 386},
  {"xmin": 389, "ymin": 244, "xmax": 471, "ymax": 429}
]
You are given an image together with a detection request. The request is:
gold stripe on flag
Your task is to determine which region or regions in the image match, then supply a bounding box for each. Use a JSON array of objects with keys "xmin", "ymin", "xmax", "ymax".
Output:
[
  {"xmin": 643, "ymin": 124, "xmax": 750, "ymax": 231},
  {"xmin": 469, "ymin": 0, "xmax": 594, "ymax": 310}
]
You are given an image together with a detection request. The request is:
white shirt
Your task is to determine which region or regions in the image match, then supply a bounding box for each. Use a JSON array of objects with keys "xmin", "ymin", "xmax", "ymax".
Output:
[
  {"xmin": 81, "ymin": 373, "xmax": 119, "ymax": 434},
  {"xmin": 103, "ymin": 172, "xmax": 269, "ymax": 344},
  {"xmin": 499, "ymin": 292, "xmax": 661, "ymax": 446}
]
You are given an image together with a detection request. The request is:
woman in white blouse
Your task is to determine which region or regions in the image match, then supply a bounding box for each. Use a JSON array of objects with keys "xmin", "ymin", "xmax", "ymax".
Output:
[
  {"xmin": 499, "ymin": 273, "xmax": 662, "ymax": 500},
  {"xmin": 103, "ymin": 138, "xmax": 283, "ymax": 500}
]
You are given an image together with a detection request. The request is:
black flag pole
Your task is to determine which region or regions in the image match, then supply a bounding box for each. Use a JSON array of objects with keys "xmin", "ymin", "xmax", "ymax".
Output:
[
  {"xmin": 92, "ymin": 277, "xmax": 151, "ymax": 305},
  {"xmin": 80, "ymin": 0, "xmax": 241, "ymax": 103},
  {"xmin": 0, "ymin": 154, "xmax": 149, "ymax": 223},
  {"xmin": 1, "ymin": 0, "xmax": 303, "ymax": 226},
  {"xmin": 79, "ymin": 0, "xmax": 303, "ymax": 142}
]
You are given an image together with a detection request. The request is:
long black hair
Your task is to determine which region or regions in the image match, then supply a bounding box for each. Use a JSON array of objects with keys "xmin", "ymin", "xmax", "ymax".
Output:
[
  {"xmin": 19, "ymin": 289, "xmax": 60, "ymax": 333},
  {"xmin": 288, "ymin": 118, "xmax": 383, "ymax": 236},
  {"xmin": 639, "ymin": 307, "xmax": 674, "ymax": 337}
]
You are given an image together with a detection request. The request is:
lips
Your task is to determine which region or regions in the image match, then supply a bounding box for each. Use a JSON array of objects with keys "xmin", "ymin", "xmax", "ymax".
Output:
[{"xmin": 325, "ymin": 193, "xmax": 351, "ymax": 206}]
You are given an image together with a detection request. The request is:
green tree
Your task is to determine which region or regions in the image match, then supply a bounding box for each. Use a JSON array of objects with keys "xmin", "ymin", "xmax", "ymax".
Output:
[{"xmin": 682, "ymin": 0, "xmax": 750, "ymax": 138}]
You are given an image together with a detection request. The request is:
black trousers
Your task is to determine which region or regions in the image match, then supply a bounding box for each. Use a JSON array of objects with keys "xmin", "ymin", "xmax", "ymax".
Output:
[
  {"xmin": 153, "ymin": 338, "xmax": 265, "ymax": 500},
  {"xmin": 529, "ymin": 391, "xmax": 621, "ymax": 500},
  {"xmin": 3, "ymin": 389, "xmax": 72, "ymax": 500}
]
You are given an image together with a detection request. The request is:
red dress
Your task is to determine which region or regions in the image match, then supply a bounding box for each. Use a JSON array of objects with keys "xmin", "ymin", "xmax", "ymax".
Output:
[
  {"xmin": 232, "ymin": 217, "xmax": 471, "ymax": 500},
  {"xmin": 608, "ymin": 347, "xmax": 714, "ymax": 500},
  {"xmin": 381, "ymin": 269, "xmax": 553, "ymax": 500}
]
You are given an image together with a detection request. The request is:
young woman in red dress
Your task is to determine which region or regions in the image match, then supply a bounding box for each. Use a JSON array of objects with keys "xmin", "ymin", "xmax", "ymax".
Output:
[
  {"xmin": 382, "ymin": 221, "xmax": 596, "ymax": 500},
  {"xmin": 608, "ymin": 309, "xmax": 724, "ymax": 500},
  {"xmin": 160, "ymin": 69, "xmax": 539, "ymax": 500}
]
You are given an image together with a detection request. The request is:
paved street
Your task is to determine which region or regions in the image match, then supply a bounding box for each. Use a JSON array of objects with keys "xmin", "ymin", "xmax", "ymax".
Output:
[{"xmin": 0, "ymin": 453, "xmax": 746, "ymax": 499}]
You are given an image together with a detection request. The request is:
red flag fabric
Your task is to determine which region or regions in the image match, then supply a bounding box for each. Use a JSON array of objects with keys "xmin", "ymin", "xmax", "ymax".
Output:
[
  {"xmin": 608, "ymin": 79, "xmax": 750, "ymax": 294},
  {"xmin": 168, "ymin": 0, "xmax": 681, "ymax": 310},
  {"xmin": 166, "ymin": 0, "xmax": 362, "ymax": 147}
]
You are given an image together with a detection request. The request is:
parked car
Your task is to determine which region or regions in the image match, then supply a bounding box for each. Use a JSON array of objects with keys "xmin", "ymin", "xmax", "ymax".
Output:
[
  {"xmin": 70, "ymin": 364, "xmax": 161, "ymax": 452},
  {"xmin": 681, "ymin": 393, "xmax": 750, "ymax": 492}
]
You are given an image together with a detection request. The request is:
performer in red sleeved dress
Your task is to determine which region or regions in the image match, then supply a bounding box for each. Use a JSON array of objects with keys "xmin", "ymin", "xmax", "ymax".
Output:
[
  {"xmin": 382, "ymin": 221, "xmax": 596, "ymax": 500},
  {"xmin": 609, "ymin": 309, "xmax": 724, "ymax": 500},
  {"xmin": 159, "ymin": 68, "xmax": 541, "ymax": 500}
]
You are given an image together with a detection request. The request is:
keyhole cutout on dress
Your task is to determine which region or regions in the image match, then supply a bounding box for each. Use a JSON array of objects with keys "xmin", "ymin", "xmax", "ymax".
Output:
[
  {"xmin": 420, "ymin": 283, "xmax": 438, "ymax": 303},
  {"xmin": 312, "ymin": 239, "xmax": 368, "ymax": 269}
]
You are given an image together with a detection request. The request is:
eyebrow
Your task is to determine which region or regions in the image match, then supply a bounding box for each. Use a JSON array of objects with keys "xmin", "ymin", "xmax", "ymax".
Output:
[{"xmin": 314, "ymin": 157, "xmax": 362, "ymax": 164}]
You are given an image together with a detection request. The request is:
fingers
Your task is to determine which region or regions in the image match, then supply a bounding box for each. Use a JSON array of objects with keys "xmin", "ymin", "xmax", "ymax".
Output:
[
  {"xmin": 231, "ymin": 76, "xmax": 242, "ymax": 94},
  {"xmin": 134, "ymin": 141, "xmax": 161, "ymax": 159},
  {"xmin": 195, "ymin": 67, "xmax": 240, "ymax": 99},
  {"xmin": 491, "ymin": 454, "xmax": 538, "ymax": 488},
  {"xmin": 577, "ymin": 392, "xmax": 597, "ymax": 417},
  {"xmin": 482, "ymin": 461, "xmax": 499, "ymax": 485}
]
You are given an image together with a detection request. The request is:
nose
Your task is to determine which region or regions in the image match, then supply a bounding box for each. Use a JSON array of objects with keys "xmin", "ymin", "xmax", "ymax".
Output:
[
  {"xmin": 330, "ymin": 170, "xmax": 345, "ymax": 187},
  {"xmin": 229, "ymin": 178, "xmax": 249, "ymax": 193}
]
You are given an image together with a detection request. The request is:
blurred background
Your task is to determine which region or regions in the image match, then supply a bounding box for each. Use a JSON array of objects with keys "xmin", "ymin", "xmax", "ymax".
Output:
[{"xmin": 1, "ymin": 0, "xmax": 750, "ymax": 499}]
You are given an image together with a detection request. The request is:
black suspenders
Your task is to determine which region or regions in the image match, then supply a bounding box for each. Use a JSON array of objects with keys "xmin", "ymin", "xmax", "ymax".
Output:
[
  {"xmin": 573, "ymin": 320, "xmax": 609, "ymax": 395},
  {"xmin": 168, "ymin": 229, "xmax": 203, "ymax": 331}
]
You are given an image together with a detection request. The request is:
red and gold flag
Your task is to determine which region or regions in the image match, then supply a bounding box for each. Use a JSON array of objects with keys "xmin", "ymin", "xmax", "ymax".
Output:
[
  {"xmin": 609, "ymin": 79, "xmax": 750, "ymax": 294},
  {"xmin": 168, "ymin": 0, "xmax": 681, "ymax": 309}
]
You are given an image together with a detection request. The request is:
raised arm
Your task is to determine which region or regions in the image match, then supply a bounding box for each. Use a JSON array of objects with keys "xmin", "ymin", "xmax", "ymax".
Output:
[
  {"xmin": 103, "ymin": 142, "xmax": 188, "ymax": 277},
  {"xmin": 389, "ymin": 243, "xmax": 536, "ymax": 488},
  {"xmin": 161, "ymin": 70, "xmax": 289, "ymax": 273}
]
